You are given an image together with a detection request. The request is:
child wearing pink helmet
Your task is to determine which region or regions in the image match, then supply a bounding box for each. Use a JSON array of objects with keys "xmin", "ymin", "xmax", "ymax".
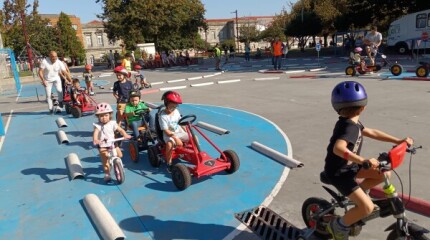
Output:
[{"xmin": 93, "ymin": 102, "xmax": 131, "ymax": 182}]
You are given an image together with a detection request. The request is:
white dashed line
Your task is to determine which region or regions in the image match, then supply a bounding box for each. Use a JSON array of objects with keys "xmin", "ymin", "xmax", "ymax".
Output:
[
  {"xmin": 254, "ymin": 77, "xmax": 280, "ymax": 81},
  {"xmin": 187, "ymin": 76, "xmax": 203, "ymax": 81},
  {"xmin": 284, "ymin": 70, "xmax": 306, "ymax": 74},
  {"xmin": 159, "ymin": 86, "xmax": 187, "ymax": 91},
  {"xmin": 167, "ymin": 79, "xmax": 186, "ymax": 83},
  {"xmin": 217, "ymin": 79, "xmax": 241, "ymax": 84},
  {"xmin": 151, "ymin": 81, "xmax": 164, "ymax": 85},
  {"xmin": 190, "ymin": 82, "xmax": 214, "ymax": 87}
]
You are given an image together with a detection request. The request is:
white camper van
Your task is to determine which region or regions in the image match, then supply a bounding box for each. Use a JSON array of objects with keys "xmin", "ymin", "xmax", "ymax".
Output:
[{"xmin": 387, "ymin": 9, "xmax": 430, "ymax": 54}]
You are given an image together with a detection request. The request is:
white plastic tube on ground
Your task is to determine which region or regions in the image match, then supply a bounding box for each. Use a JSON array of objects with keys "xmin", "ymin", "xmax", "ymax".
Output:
[
  {"xmin": 55, "ymin": 117, "xmax": 68, "ymax": 128},
  {"xmin": 66, "ymin": 153, "xmax": 84, "ymax": 180},
  {"xmin": 251, "ymin": 141, "xmax": 304, "ymax": 168},
  {"xmin": 57, "ymin": 130, "xmax": 69, "ymax": 144},
  {"xmin": 196, "ymin": 121, "xmax": 230, "ymax": 135},
  {"xmin": 83, "ymin": 193, "xmax": 126, "ymax": 240}
]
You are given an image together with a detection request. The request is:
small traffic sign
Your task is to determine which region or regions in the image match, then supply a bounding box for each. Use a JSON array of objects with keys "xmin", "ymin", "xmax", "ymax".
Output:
[
  {"xmin": 422, "ymin": 32, "xmax": 428, "ymax": 41},
  {"xmin": 315, "ymin": 43, "xmax": 321, "ymax": 52}
]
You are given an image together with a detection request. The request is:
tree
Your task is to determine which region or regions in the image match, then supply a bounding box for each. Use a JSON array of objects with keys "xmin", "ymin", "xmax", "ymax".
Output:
[
  {"xmin": 1, "ymin": 0, "xmax": 57, "ymax": 57},
  {"xmin": 97, "ymin": 0, "xmax": 206, "ymax": 51},
  {"xmin": 56, "ymin": 12, "xmax": 85, "ymax": 61},
  {"xmin": 285, "ymin": 11, "xmax": 322, "ymax": 51},
  {"xmin": 239, "ymin": 24, "xmax": 260, "ymax": 43}
]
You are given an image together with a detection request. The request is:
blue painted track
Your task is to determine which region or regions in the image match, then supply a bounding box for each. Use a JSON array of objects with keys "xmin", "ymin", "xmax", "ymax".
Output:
[
  {"xmin": 18, "ymin": 80, "xmax": 110, "ymax": 98},
  {"xmin": 0, "ymin": 104, "xmax": 289, "ymax": 239}
]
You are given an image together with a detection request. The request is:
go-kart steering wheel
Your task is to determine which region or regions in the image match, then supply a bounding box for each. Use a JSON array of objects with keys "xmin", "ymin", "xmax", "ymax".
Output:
[{"xmin": 178, "ymin": 114, "xmax": 196, "ymax": 126}]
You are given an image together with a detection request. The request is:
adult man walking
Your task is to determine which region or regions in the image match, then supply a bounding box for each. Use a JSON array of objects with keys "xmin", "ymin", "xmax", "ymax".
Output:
[{"xmin": 38, "ymin": 51, "xmax": 71, "ymax": 114}]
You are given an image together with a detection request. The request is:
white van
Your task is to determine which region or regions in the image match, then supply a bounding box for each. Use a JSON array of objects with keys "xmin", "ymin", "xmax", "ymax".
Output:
[{"xmin": 387, "ymin": 9, "xmax": 430, "ymax": 54}]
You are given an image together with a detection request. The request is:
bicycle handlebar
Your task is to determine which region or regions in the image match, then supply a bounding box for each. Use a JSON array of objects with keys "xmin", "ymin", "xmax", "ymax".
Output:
[
  {"xmin": 362, "ymin": 145, "xmax": 422, "ymax": 170},
  {"xmin": 105, "ymin": 137, "xmax": 125, "ymax": 143}
]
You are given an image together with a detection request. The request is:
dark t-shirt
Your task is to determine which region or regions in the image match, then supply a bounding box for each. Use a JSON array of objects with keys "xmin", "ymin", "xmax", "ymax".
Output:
[
  {"xmin": 113, "ymin": 80, "xmax": 133, "ymax": 103},
  {"xmin": 324, "ymin": 117, "xmax": 364, "ymax": 176}
]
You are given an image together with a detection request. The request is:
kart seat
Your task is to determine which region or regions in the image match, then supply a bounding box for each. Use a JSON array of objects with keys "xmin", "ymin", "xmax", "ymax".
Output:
[
  {"xmin": 155, "ymin": 109, "xmax": 165, "ymax": 144},
  {"xmin": 320, "ymin": 171, "xmax": 332, "ymax": 185}
]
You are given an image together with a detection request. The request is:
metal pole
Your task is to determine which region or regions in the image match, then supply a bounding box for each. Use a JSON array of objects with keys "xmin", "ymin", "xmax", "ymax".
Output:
[
  {"xmin": 231, "ymin": 10, "xmax": 239, "ymax": 51},
  {"xmin": 21, "ymin": 10, "xmax": 34, "ymax": 71}
]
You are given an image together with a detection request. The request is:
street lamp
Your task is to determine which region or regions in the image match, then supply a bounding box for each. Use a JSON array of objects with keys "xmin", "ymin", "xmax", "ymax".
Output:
[{"xmin": 231, "ymin": 10, "xmax": 239, "ymax": 51}]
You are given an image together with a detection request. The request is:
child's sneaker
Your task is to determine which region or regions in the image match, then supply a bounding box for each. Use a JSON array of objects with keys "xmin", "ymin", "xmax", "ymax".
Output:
[
  {"xmin": 326, "ymin": 217, "xmax": 350, "ymax": 240},
  {"xmin": 104, "ymin": 174, "xmax": 112, "ymax": 182},
  {"xmin": 166, "ymin": 164, "xmax": 173, "ymax": 173}
]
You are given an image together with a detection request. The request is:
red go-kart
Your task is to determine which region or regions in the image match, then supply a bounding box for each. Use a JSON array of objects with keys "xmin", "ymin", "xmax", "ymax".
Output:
[
  {"xmin": 148, "ymin": 113, "xmax": 240, "ymax": 190},
  {"xmin": 66, "ymin": 89, "xmax": 97, "ymax": 118}
]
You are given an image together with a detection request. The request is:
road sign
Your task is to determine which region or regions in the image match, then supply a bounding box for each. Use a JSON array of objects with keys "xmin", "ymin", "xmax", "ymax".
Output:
[
  {"xmin": 315, "ymin": 43, "xmax": 321, "ymax": 52},
  {"xmin": 422, "ymin": 32, "xmax": 428, "ymax": 42}
]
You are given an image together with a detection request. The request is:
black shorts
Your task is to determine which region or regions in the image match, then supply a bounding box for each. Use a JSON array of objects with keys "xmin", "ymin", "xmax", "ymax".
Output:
[{"xmin": 326, "ymin": 165, "xmax": 360, "ymax": 196}]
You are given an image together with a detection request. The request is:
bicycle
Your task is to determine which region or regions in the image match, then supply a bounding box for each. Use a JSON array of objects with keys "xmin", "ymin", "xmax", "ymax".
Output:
[
  {"xmin": 301, "ymin": 142, "xmax": 429, "ymax": 240},
  {"xmin": 104, "ymin": 137, "xmax": 126, "ymax": 184}
]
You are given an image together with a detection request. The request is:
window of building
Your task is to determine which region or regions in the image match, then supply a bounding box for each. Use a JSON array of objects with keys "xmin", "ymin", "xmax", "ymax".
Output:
[
  {"xmin": 72, "ymin": 24, "xmax": 78, "ymax": 30},
  {"xmin": 85, "ymin": 34, "xmax": 92, "ymax": 47},
  {"xmin": 97, "ymin": 34, "xmax": 104, "ymax": 46},
  {"xmin": 428, "ymin": 13, "xmax": 430, "ymax": 27},
  {"xmin": 416, "ymin": 13, "xmax": 427, "ymax": 28},
  {"xmin": 212, "ymin": 31, "xmax": 216, "ymax": 40}
]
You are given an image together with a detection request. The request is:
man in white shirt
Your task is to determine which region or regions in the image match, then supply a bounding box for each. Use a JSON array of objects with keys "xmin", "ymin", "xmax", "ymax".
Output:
[
  {"xmin": 38, "ymin": 51, "xmax": 72, "ymax": 114},
  {"xmin": 364, "ymin": 26, "xmax": 382, "ymax": 55}
]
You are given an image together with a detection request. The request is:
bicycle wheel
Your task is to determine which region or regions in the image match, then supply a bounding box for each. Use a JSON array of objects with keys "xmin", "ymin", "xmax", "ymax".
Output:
[
  {"xmin": 112, "ymin": 157, "xmax": 125, "ymax": 184},
  {"xmin": 302, "ymin": 197, "xmax": 335, "ymax": 239}
]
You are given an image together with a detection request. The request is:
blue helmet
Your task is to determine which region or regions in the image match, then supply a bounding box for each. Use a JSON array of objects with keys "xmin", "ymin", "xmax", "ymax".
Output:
[{"xmin": 331, "ymin": 81, "xmax": 367, "ymax": 112}]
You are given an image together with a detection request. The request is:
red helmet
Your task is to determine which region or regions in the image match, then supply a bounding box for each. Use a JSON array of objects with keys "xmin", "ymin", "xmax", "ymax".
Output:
[
  {"xmin": 134, "ymin": 64, "xmax": 142, "ymax": 70},
  {"xmin": 85, "ymin": 64, "xmax": 92, "ymax": 70},
  {"xmin": 114, "ymin": 66, "xmax": 130, "ymax": 78},
  {"xmin": 162, "ymin": 91, "xmax": 182, "ymax": 105}
]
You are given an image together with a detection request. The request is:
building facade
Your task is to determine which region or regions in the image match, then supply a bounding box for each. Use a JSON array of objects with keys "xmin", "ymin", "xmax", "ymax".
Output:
[
  {"xmin": 81, "ymin": 20, "xmax": 122, "ymax": 64},
  {"xmin": 40, "ymin": 14, "xmax": 84, "ymax": 43},
  {"xmin": 199, "ymin": 16, "xmax": 274, "ymax": 51}
]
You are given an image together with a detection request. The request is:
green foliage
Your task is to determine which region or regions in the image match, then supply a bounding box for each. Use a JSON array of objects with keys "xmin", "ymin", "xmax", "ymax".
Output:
[
  {"xmin": 56, "ymin": 12, "xmax": 85, "ymax": 61},
  {"xmin": 97, "ymin": 0, "xmax": 206, "ymax": 51},
  {"xmin": 221, "ymin": 38, "xmax": 235, "ymax": 49},
  {"xmin": 239, "ymin": 24, "xmax": 261, "ymax": 42}
]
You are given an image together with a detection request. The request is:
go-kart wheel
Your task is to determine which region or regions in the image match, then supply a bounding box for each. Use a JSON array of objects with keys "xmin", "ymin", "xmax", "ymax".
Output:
[
  {"xmin": 65, "ymin": 104, "xmax": 71, "ymax": 114},
  {"xmin": 71, "ymin": 107, "xmax": 82, "ymax": 118},
  {"xmin": 148, "ymin": 146, "xmax": 161, "ymax": 167},
  {"xmin": 171, "ymin": 164, "xmax": 191, "ymax": 190},
  {"xmin": 223, "ymin": 150, "xmax": 240, "ymax": 174},
  {"xmin": 345, "ymin": 66, "xmax": 356, "ymax": 76},
  {"xmin": 129, "ymin": 141, "xmax": 139, "ymax": 162},
  {"xmin": 390, "ymin": 64, "xmax": 403, "ymax": 76},
  {"xmin": 178, "ymin": 114, "xmax": 197, "ymax": 126},
  {"xmin": 416, "ymin": 66, "xmax": 429, "ymax": 77},
  {"xmin": 113, "ymin": 157, "xmax": 125, "ymax": 184}
]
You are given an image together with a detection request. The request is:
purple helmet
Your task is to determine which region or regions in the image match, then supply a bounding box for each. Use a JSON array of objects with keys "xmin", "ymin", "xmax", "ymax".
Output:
[{"xmin": 331, "ymin": 81, "xmax": 367, "ymax": 112}]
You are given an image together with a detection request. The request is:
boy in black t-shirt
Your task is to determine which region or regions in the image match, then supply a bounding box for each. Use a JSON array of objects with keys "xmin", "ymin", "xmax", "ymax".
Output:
[
  {"xmin": 113, "ymin": 66, "xmax": 133, "ymax": 124},
  {"xmin": 324, "ymin": 81, "xmax": 413, "ymax": 239}
]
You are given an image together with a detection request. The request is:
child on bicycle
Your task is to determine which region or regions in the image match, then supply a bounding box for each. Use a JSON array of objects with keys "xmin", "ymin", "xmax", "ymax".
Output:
[
  {"xmin": 124, "ymin": 90, "xmax": 155, "ymax": 139},
  {"xmin": 133, "ymin": 64, "xmax": 151, "ymax": 89},
  {"xmin": 83, "ymin": 64, "xmax": 95, "ymax": 96},
  {"xmin": 93, "ymin": 102, "xmax": 131, "ymax": 182},
  {"xmin": 113, "ymin": 66, "xmax": 133, "ymax": 124},
  {"xmin": 325, "ymin": 81, "xmax": 413, "ymax": 240},
  {"xmin": 159, "ymin": 91, "xmax": 188, "ymax": 173}
]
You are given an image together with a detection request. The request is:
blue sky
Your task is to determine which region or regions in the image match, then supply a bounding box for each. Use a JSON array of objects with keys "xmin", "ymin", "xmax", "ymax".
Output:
[{"xmin": 31, "ymin": 0, "xmax": 294, "ymax": 24}]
